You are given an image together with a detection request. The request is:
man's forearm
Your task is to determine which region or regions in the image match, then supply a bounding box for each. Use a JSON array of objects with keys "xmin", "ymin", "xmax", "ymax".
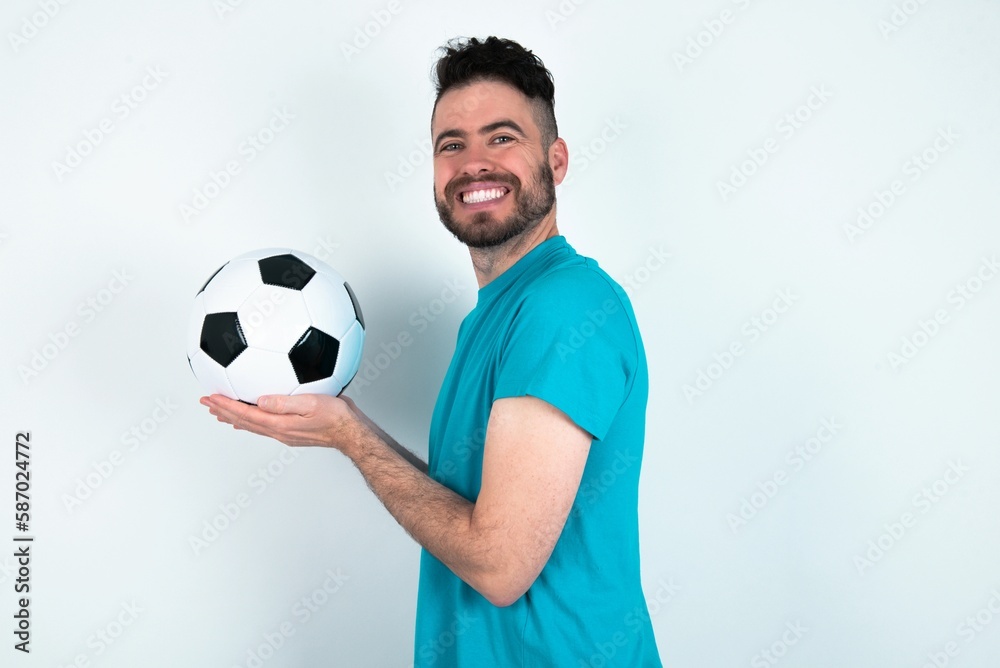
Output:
[
  {"xmin": 349, "ymin": 405, "xmax": 428, "ymax": 473},
  {"xmin": 341, "ymin": 425, "xmax": 502, "ymax": 599},
  {"xmin": 386, "ymin": 439, "xmax": 428, "ymax": 473}
]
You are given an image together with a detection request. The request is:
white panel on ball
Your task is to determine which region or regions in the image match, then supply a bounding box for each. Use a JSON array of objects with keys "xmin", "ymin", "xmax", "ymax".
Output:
[
  {"xmin": 226, "ymin": 348, "xmax": 300, "ymax": 404},
  {"xmin": 296, "ymin": 250, "xmax": 346, "ymax": 284},
  {"xmin": 332, "ymin": 320, "xmax": 364, "ymax": 385},
  {"xmin": 188, "ymin": 349, "xmax": 237, "ymax": 398},
  {"xmin": 300, "ymin": 274, "xmax": 358, "ymax": 340},
  {"xmin": 201, "ymin": 259, "xmax": 265, "ymax": 313},
  {"xmin": 237, "ymin": 285, "xmax": 312, "ymax": 353}
]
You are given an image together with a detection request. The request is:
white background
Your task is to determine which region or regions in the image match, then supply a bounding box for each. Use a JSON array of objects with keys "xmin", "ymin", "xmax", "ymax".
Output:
[{"xmin": 2, "ymin": 0, "xmax": 999, "ymax": 666}]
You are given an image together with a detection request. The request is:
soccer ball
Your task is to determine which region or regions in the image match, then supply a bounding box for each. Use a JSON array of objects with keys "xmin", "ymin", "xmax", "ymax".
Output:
[{"xmin": 186, "ymin": 248, "xmax": 365, "ymax": 404}]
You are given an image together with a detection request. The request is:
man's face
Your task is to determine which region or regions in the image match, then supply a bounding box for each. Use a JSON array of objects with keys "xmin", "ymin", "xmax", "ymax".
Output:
[{"xmin": 431, "ymin": 80, "xmax": 560, "ymax": 249}]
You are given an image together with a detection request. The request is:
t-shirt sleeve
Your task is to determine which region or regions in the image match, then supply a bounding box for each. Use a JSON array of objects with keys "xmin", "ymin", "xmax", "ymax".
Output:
[{"xmin": 492, "ymin": 267, "xmax": 637, "ymax": 442}]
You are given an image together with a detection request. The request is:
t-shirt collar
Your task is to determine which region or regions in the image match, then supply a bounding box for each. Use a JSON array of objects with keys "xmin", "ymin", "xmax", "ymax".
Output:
[{"xmin": 476, "ymin": 235, "xmax": 569, "ymax": 305}]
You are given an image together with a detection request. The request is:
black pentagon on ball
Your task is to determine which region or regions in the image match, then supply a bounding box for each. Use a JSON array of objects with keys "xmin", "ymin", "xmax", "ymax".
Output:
[
  {"xmin": 289, "ymin": 326, "xmax": 340, "ymax": 384},
  {"xmin": 344, "ymin": 281, "xmax": 365, "ymax": 329},
  {"xmin": 259, "ymin": 254, "xmax": 315, "ymax": 290},
  {"xmin": 197, "ymin": 262, "xmax": 228, "ymax": 295},
  {"xmin": 200, "ymin": 312, "xmax": 247, "ymax": 367}
]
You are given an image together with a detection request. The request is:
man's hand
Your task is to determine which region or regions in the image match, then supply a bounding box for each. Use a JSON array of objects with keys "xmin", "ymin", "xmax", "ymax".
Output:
[{"xmin": 200, "ymin": 393, "xmax": 363, "ymax": 449}]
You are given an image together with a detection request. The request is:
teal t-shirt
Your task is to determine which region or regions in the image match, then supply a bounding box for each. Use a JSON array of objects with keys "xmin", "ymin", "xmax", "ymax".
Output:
[{"xmin": 414, "ymin": 235, "xmax": 661, "ymax": 667}]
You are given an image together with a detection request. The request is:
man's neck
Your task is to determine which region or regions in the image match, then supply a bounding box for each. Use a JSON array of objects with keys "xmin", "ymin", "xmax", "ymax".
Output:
[{"xmin": 468, "ymin": 213, "xmax": 560, "ymax": 290}]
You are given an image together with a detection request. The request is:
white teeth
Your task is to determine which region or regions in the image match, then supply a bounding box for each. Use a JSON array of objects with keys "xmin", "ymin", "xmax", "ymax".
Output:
[{"xmin": 462, "ymin": 187, "xmax": 506, "ymax": 204}]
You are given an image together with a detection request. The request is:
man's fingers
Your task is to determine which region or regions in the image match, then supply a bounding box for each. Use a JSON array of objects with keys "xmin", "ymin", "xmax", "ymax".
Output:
[
  {"xmin": 233, "ymin": 402, "xmax": 257, "ymax": 431},
  {"xmin": 203, "ymin": 395, "xmax": 275, "ymax": 434}
]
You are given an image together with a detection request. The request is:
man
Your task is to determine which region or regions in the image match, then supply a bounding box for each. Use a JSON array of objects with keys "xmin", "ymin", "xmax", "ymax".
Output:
[{"xmin": 202, "ymin": 36, "xmax": 662, "ymax": 667}]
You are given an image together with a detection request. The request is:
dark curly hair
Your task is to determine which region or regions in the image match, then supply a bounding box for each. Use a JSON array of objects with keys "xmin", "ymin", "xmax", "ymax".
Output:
[{"xmin": 432, "ymin": 36, "xmax": 559, "ymax": 149}]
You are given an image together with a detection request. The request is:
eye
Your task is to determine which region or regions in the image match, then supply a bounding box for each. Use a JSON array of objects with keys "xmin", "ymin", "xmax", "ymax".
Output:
[
  {"xmin": 492, "ymin": 135, "xmax": 515, "ymax": 144},
  {"xmin": 438, "ymin": 142, "xmax": 462, "ymax": 153}
]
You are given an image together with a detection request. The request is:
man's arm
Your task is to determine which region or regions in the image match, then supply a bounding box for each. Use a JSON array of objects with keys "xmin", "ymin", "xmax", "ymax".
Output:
[
  {"xmin": 343, "ymin": 396, "xmax": 428, "ymax": 474},
  {"xmin": 344, "ymin": 394, "xmax": 591, "ymax": 606},
  {"xmin": 201, "ymin": 392, "xmax": 590, "ymax": 607}
]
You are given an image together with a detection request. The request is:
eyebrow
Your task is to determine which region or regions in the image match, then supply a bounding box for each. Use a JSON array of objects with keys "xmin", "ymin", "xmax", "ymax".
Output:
[{"xmin": 434, "ymin": 119, "xmax": 527, "ymax": 150}]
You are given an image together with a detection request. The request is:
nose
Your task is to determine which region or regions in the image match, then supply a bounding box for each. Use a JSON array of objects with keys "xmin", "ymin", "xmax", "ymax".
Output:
[{"xmin": 458, "ymin": 143, "xmax": 495, "ymax": 177}]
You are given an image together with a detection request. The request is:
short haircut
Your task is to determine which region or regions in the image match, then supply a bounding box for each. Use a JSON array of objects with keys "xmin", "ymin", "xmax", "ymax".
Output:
[{"xmin": 432, "ymin": 36, "xmax": 559, "ymax": 149}]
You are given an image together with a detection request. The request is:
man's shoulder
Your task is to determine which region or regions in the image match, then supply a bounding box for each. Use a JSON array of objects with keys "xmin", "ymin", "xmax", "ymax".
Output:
[
  {"xmin": 521, "ymin": 251, "xmax": 628, "ymax": 309},
  {"xmin": 510, "ymin": 255, "xmax": 639, "ymax": 359}
]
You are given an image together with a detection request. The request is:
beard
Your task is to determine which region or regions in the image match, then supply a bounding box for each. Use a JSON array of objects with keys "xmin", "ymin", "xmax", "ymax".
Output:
[{"xmin": 434, "ymin": 160, "xmax": 556, "ymax": 249}]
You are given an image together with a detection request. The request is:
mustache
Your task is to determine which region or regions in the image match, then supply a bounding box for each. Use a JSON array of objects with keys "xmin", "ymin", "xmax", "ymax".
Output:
[{"xmin": 444, "ymin": 173, "xmax": 520, "ymax": 201}]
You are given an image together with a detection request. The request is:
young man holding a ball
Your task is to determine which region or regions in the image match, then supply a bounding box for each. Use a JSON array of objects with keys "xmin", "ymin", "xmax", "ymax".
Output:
[{"xmin": 202, "ymin": 36, "xmax": 661, "ymax": 667}]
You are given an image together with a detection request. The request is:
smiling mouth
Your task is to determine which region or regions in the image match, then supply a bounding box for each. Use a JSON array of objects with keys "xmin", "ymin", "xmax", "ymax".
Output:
[{"xmin": 458, "ymin": 186, "xmax": 511, "ymax": 205}]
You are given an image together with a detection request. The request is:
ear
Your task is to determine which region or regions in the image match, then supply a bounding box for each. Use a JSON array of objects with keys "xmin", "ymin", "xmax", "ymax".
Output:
[{"xmin": 548, "ymin": 137, "xmax": 569, "ymax": 186}]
